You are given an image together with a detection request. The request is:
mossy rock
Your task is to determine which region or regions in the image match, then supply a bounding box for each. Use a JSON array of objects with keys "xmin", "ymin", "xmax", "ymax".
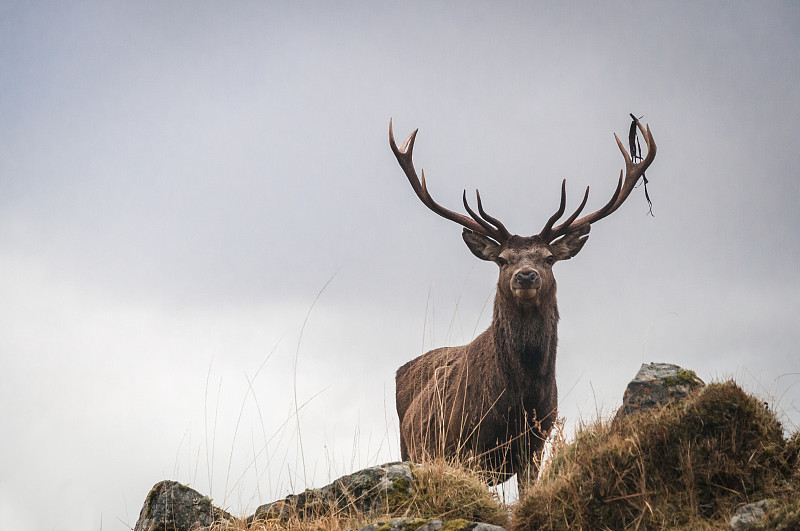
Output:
[
  {"xmin": 250, "ymin": 462, "xmax": 416, "ymax": 522},
  {"xmin": 248, "ymin": 460, "xmax": 507, "ymax": 527},
  {"xmin": 615, "ymin": 362, "xmax": 705, "ymax": 421},
  {"xmin": 134, "ymin": 480, "xmax": 233, "ymax": 531},
  {"xmin": 663, "ymin": 368, "xmax": 703, "ymax": 387}
]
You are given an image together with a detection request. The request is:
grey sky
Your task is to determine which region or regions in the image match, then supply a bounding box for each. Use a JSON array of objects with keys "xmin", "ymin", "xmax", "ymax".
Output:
[{"xmin": 1, "ymin": 2, "xmax": 798, "ymax": 530}]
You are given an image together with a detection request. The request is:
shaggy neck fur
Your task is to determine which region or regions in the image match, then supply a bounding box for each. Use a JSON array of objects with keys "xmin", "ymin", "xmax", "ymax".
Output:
[{"xmin": 491, "ymin": 285, "xmax": 560, "ymax": 380}]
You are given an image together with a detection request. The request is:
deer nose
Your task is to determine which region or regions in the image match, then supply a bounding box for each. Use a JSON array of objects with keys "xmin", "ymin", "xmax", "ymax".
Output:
[{"xmin": 515, "ymin": 270, "xmax": 540, "ymax": 288}]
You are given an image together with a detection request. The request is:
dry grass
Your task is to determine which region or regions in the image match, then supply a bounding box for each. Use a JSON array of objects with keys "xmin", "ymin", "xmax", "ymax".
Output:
[
  {"xmin": 196, "ymin": 380, "xmax": 800, "ymax": 531},
  {"xmin": 207, "ymin": 458, "xmax": 508, "ymax": 530},
  {"xmin": 403, "ymin": 459, "xmax": 509, "ymax": 525},
  {"xmin": 216, "ymin": 513, "xmax": 372, "ymax": 531},
  {"xmin": 512, "ymin": 380, "xmax": 799, "ymax": 530}
]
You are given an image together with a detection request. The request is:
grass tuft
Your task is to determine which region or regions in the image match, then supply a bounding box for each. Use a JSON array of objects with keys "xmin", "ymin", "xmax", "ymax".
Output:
[
  {"xmin": 404, "ymin": 459, "xmax": 508, "ymax": 526},
  {"xmin": 513, "ymin": 380, "xmax": 797, "ymax": 530}
]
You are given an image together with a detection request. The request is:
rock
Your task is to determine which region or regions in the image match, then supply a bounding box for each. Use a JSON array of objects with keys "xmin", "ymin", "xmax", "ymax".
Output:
[
  {"xmin": 615, "ymin": 362, "xmax": 704, "ymax": 421},
  {"xmin": 729, "ymin": 499, "xmax": 772, "ymax": 530},
  {"xmin": 248, "ymin": 462, "xmax": 508, "ymax": 529},
  {"xmin": 356, "ymin": 518, "xmax": 507, "ymax": 531},
  {"xmin": 137, "ymin": 462, "xmax": 507, "ymax": 529},
  {"xmin": 356, "ymin": 518, "xmax": 443, "ymax": 531},
  {"xmin": 250, "ymin": 462, "xmax": 415, "ymax": 522},
  {"xmin": 134, "ymin": 480, "xmax": 233, "ymax": 531}
]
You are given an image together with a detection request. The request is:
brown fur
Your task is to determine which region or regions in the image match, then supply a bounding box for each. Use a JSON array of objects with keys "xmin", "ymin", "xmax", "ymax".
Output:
[{"xmin": 396, "ymin": 232, "xmax": 587, "ymax": 487}]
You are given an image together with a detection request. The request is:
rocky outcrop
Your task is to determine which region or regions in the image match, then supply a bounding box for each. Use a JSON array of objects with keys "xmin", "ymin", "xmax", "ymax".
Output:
[
  {"xmin": 249, "ymin": 462, "xmax": 415, "ymax": 522},
  {"xmin": 134, "ymin": 461, "xmax": 509, "ymax": 530},
  {"xmin": 245, "ymin": 460, "xmax": 510, "ymax": 528},
  {"xmin": 137, "ymin": 363, "xmax": 726, "ymax": 531},
  {"xmin": 134, "ymin": 480, "xmax": 232, "ymax": 531},
  {"xmin": 614, "ymin": 362, "xmax": 705, "ymax": 421}
]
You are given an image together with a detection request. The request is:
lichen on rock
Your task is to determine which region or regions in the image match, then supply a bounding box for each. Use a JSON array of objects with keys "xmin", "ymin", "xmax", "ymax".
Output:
[
  {"xmin": 614, "ymin": 362, "xmax": 705, "ymax": 421},
  {"xmin": 134, "ymin": 480, "xmax": 233, "ymax": 531},
  {"xmin": 250, "ymin": 462, "xmax": 416, "ymax": 522}
]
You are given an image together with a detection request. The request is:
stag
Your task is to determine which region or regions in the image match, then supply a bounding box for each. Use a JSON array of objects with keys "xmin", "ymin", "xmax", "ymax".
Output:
[{"xmin": 390, "ymin": 118, "xmax": 656, "ymax": 488}]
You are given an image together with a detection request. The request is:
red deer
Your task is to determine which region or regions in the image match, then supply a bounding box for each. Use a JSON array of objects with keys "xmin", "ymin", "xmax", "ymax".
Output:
[{"xmin": 389, "ymin": 118, "xmax": 656, "ymax": 488}]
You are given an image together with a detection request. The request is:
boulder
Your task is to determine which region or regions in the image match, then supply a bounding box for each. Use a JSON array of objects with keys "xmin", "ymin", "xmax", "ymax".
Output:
[
  {"xmin": 250, "ymin": 462, "xmax": 415, "ymax": 521},
  {"xmin": 615, "ymin": 362, "xmax": 704, "ymax": 421},
  {"xmin": 729, "ymin": 499, "xmax": 772, "ymax": 530},
  {"xmin": 247, "ymin": 461, "xmax": 509, "ymax": 527},
  {"xmin": 134, "ymin": 480, "xmax": 232, "ymax": 531}
]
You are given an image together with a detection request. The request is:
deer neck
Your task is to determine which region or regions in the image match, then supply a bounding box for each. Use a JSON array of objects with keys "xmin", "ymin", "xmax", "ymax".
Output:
[{"xmin": 491, "ymin": 293, "xmax": 559, "ymax": 378}]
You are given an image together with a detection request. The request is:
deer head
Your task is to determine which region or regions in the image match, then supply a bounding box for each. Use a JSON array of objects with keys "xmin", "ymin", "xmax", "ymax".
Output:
[{"xmin": 389, "ymin": 118, "xmax": 657, "ymax": 311}]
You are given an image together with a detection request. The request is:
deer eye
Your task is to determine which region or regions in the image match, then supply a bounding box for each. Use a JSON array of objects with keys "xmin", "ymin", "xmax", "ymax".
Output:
[
  {"xmin": 544, "ymin": 256, "xmax": 555, "ymax": 266},
  {"xmin": 496, "ymin": 257, "xmax": 508, "ymax": 266}
]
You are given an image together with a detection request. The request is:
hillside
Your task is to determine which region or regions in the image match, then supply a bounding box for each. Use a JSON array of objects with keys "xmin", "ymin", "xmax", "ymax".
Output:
[{"xmin": 133, "ymin": 375, "xmax": 800, "ymax": 531}]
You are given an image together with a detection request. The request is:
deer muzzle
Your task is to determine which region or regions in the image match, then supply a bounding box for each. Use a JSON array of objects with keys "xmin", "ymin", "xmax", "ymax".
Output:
[{"xmin": 511, "ymin": 268, "xmax": 541, "ymax": 299}]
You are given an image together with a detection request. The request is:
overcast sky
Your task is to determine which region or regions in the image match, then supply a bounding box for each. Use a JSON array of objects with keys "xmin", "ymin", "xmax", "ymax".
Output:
[{"xmin": 1, "ymin": 2, "xmax": 799, "ymax": 530}]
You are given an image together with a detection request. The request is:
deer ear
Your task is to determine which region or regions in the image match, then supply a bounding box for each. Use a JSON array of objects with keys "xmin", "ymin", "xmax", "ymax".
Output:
[
  {"xmin": 551, "ymin": 225, "xmax": 590, "ymax": 261},
  {"xmin": 462, "ymin": 229, "xmax": 500, "ymax": 261}
]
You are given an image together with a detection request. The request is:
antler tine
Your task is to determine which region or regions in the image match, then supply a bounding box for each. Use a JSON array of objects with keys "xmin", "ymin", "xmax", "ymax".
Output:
[
  {"xmin": 538, "ymin": 181, "xmax": 591, "ymax": 241},
  {"xmin": 389, "ymin": 119, "xmax": 422, "ymax": 195},
  {"xmin": 389, "ymin": 120, "xmax": 509, "ymax": 242},
  {"xmin": 554, "ymin": 185, "xmax": 591, "ymax": 232},
  {"xmin": 540, "ymin": 118, "xmax": 656, "ymax": 243},
  {"xmin": 625, "ymin": 121, "xmax": 657, "ymax": 169},
  {"xmin": 475, "ymin": 190, "xmax": 512, "ymax": 241},
  {"xmin": 460, "ymin": 190, "xmax": 511, "ymax": 242},
  {"xmin": 460, "ymin": 191, "xmax": 492, "ymax": 235},
  {"xmin": 538, "ymin": 180, "xmax": 568, "ymax": 239}
]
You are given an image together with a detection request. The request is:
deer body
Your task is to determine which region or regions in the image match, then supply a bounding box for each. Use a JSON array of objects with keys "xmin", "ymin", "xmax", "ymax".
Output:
[
  {"xmin": 389, "ymin": 119, "xmax": 656, "ymax": 487},
  {"xmin": 396, "ymin": 267, "xmax": 559, "ymax": 481}
]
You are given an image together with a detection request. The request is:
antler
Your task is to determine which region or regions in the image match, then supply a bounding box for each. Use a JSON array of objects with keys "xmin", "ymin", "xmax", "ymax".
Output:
[
  {"xmin": 538, "ymin": 118, "xmax": 657, "ymax": 243},
  {"xmin": 389, "ymin": 119, "xmax": 511, "ymax": 244}
]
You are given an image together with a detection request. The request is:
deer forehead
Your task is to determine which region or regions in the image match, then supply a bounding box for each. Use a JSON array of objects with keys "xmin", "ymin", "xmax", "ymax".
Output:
[{"xmin": 499, "ymin": 244, "xmax": 553, "ymax": 263}]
